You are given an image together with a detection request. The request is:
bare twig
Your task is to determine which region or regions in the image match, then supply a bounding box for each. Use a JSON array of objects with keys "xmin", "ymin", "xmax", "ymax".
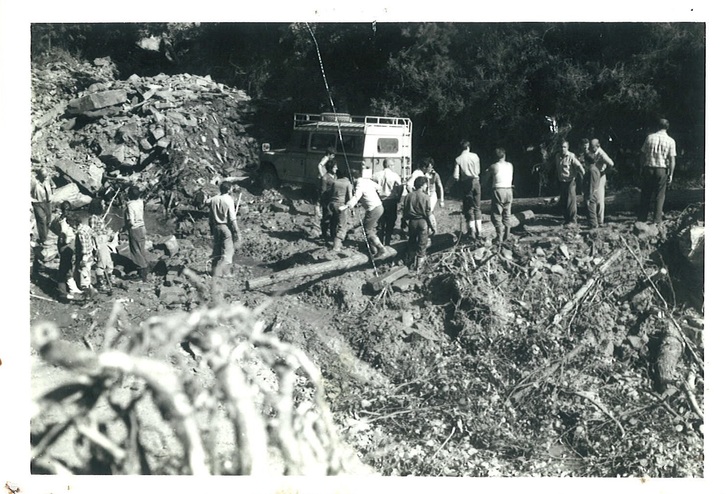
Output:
[
  {"xmin": 31, "ymin": 293, "xmax": 56, "ymax": 303},
  {"xmin": 567, "ymin": 389, "xmax": 626, "ymax": 437},
  {"xmin": 431, "ymin": 426, "xmax": 456, "ymax": 461},
  {"xmin": 683, "ymin": 369, "xmax": 704, "ymax": 421}
]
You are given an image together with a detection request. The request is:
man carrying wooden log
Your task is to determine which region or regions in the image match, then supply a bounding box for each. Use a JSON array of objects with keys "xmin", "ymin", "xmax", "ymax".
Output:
[
  {"xmin": 482, "ymin": 147, "xmax": 514, "ymax": 244},
  {"xmin": 208, "ymin": 181, "xmax": 239, "ymax": 276},
  {"xmin": 402, "ymin": 176, "xmax": 436, "ymax": 269},
  {"xmin": 339, "ymin": 163, "xmax": 386, "ymax": 257}
]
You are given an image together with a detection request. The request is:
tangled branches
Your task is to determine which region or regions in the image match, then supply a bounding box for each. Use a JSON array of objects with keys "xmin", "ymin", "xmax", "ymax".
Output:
[{"xmin": 31, "ymin": 301, "xmax": 347, "ymax": 475}]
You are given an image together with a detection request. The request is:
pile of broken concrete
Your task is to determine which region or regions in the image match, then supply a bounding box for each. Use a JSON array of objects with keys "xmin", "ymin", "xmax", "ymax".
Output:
[{"xmin": 31, "ymin": 59, "xmax": 259, "ymax": 214}]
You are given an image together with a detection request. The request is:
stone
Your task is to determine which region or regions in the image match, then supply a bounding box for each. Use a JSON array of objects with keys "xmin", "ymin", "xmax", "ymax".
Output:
[
  {"xmin": 157, "ymin": 285, "xmax": 187, "ymax": 306},
  {"xmin": 51, "ymin": 183, "xmax": 93, "ymax": 208},
  {"xmin": 634, "ymin": 221, "xmax": 659, "ymax": 238},
  {"xmin": 98, "ymin": 143, "xmax": 129, "ymax": 167},
  {"xmin": 67, "ymin": 89, "xmax": 128, "ymax": 115},
  {"xmin": 54, "ymin": 158, "xmax": 105, "ymax": 194},
  {"xmin": 270, "ymin": 203, "xmax": 290, "ymax": 213}
]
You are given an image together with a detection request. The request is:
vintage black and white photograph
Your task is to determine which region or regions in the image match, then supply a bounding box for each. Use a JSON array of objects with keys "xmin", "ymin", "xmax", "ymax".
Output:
[{"xmin": 4, "ymin": 2, "xmax": 717, "ymax": 491}]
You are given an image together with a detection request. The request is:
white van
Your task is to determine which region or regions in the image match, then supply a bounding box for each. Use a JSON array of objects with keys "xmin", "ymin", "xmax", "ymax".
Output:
[{"xmin": 256, "ymin": 112, "xmax": 412, "ymax": 188}]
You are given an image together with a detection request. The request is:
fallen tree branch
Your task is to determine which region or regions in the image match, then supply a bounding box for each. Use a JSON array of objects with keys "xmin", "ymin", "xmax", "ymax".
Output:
[
  {"xmin": 552, "ymin": 248, "xmax": 623, "ymax": 327},
  {"xmin": 683, "ymin": 369, "xmax": 704, "ymax": 422},
  {"xmin": 620, "ymin": 236, "xmax": 704, "ymax": 371}
]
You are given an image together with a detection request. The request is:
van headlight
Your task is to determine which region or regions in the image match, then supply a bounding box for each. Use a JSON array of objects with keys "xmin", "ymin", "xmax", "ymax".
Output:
[{"xmin": 261, "ymin": 143, "xmax": 270, "ymax": 152}]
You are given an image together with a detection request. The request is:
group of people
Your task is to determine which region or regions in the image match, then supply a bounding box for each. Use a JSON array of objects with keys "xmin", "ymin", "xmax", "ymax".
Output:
[
  {"xmin": 30, "ymin": 118, "xmax": 678, "ymax": 296},
  {"xmin": 314, "ymin": 117, "xmax": 677, "ymax": 268},
  {"xmin": 316, "ymin": 151, "xmax": 446, "ymax": 269},
  {"xmin": 31, "ymin": 174, "xmax": 148, "ymax": 301},
  {"xmin": 553, "ymin": 117, "xmax": 677, "ymax": 228}
]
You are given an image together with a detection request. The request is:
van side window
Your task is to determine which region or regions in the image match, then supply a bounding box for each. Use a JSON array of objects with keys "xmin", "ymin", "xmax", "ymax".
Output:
[
  {"xmin": 311, "ymin": 133, "xmax": 336, "ymax": 151},
  {"xmin": 340, "ymin": 135, "xmax": 364, "ymax": 154},
  {"xmin": 377, "ymin": 138, "xmax": 399, "ymax": 154}
]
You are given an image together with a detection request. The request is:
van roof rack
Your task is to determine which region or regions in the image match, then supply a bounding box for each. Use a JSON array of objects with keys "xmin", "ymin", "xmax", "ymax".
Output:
[{"xmin": 293, "ymin": 112, "xmax": 412, "ymax": 133}]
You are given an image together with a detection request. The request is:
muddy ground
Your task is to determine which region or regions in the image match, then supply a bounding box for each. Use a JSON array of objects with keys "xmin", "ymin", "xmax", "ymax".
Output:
[{"xmin": 29, "ymin": 176, "xmax": 705, "ymax": 476}]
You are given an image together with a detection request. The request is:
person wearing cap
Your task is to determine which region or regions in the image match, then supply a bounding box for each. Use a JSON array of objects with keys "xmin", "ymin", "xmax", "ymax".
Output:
[
  {"xmin": 482, "ymin": 147, "xmax": 514, "ymax": 244},
  {"xmin": 372, "ymin": 158, "xmax": 403, "ymax": 246},
  {"xmin": 453, "ymin": 140, "xmax": 482, "ymax": 238},
  {"xmin": 638, "ymin": 118, "xmax": 677, "ymax": 223},
  {"xmin": 339, "ymin": 162, "xmax": 386, "ymax": 257},
  {"xmin": 208, "ymin": 181, "xmax": 239, "ymax": 276}
]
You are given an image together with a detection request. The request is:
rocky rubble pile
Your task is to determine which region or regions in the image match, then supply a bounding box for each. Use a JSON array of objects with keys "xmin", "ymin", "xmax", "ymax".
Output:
[{"xmin": 31, "ymin": 59, "xmax": 259, "ymax": 213}]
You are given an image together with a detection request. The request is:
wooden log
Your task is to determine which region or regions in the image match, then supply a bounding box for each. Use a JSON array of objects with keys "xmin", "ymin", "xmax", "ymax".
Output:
[
  {"xmin": 245, "ymin": 210, "xmax": 537, "ymax": 291},
  {"xmin": 245, "ymin": 246, "xmax": 398, "ymax": 291},
  {"xmin": 655, "ymin": 321, "xmax": 684, "ymax": 393},
  {"xmin": 481, "ymin": 188, "xmax": 704, "ymax": 214},
  {"xmin": 367, "ymin": 266, "xmax": 410, "ymax": 292}
]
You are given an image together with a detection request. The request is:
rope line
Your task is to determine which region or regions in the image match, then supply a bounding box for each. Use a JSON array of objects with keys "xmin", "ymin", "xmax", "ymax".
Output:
[{"xmin": 305, "ymin": 22, "xmax": 379, "ymax": 275}]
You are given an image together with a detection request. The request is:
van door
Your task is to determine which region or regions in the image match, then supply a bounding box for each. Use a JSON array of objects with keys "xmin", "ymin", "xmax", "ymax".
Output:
[{"xmin": 278, "ymin": 131, "xmax": 308, "ymax": 183}]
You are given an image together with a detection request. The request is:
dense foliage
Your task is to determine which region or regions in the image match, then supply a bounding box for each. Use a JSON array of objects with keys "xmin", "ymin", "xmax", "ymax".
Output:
[{"xmin": 30, "ymin": 21, "xmax": 704, "ymax": 191}]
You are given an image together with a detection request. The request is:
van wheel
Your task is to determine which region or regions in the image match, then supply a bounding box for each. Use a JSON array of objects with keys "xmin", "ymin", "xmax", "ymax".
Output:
[{"xmin": 258, "ymin": 164, "xmax": 279, "ymax": 190}]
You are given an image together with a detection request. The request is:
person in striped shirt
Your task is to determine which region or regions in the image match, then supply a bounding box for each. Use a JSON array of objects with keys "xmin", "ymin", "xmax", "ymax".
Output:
[{"xmin": 639, "ymin": 118, "xmax": 677, "ymax": 223}]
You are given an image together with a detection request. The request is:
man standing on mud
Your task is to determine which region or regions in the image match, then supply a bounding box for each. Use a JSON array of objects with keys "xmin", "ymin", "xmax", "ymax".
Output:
[
  {"xmin": 554, "ymin": 140, "xmax": 586, "ymax": 226},
  {"xmin": 585, "ymin": 138, "xmax": 614, "ymax": 228},
  {"xmin": 340, "ymin": 162, "xmax": 386, "ymax": 257},
  {"xmin": 208, "ymin": 181, "xmax": 239, "ymax": 276},
  {"xmin": 482, "ymin": 148, "xmax": 514, "ymax": 244},
  {"xmin": 453, "ymin": 140, "xmax": 482, "ymax": 239},
  {"xmin": 402, "ymin": 176, "xmax": 436, "ymax": 269},
  {"xmin": 124, "ymin": 185, "xmax": 150, "ymax": 281},
  {"xmin": 31, "ymin": 167, "xmax": 54, "ymax": 247},
  {"xmin": 638, "ymin": 118, "xmax": 677, "ymax": 223},
  {"xmin": 372, "ymin": 158, "xmax": 402, "ymax": 246}
]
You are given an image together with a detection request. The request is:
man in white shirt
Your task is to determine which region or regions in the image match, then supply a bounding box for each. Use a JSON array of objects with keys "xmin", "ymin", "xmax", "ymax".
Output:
[
  {"xmin": 453, "ymin": 140, "xmax": 482, "ymax": 238},
  {"xmin": 482, "ymin": 148, "xmax": 514, "ymax": 244},
  {"xmin": 208, "ymin": 181, "xmax": 239, "ymax": 276},
  {"xmin": 372, "ymin": 159, "xmax": 402, "ymax": 246},
  {"xmin": 340, "ymin": 163, "xmax": 386, "ymax": 257}
]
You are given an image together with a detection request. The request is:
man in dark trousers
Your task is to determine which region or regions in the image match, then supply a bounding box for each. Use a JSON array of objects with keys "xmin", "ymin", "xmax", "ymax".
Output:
[
  {"xmin": 453, "ymin": 140, "xmax": 482, "ymax": 238},
  {"xmin": 638, "ymin": 118, "xmax": 677, "ymax": 223},
  {"xmin": 482, "ymin": 148, "xmax": 514, "ymax": 244},
  {"xmin": 554, "ymin": 140, "xmax": 586, "ymax": 226},
  {"xmin": 124, "ymin": 185, "xmax": 149, "ymax": 281},
  {"xmin": 402, "ymin": 176, "xmax": 436, "ymax": 270}
]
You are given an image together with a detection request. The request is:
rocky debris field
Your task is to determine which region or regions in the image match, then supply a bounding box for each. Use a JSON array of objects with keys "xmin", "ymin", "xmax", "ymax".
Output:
[{"xmin": 29, "ymin": 58, "xmax": 705, "ymax": 477}]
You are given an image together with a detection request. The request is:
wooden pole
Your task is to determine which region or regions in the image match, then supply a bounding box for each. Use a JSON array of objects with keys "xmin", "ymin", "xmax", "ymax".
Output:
[{"xmin": 245, "ymin": 246, "xmax": 398, "ymax": 290}]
